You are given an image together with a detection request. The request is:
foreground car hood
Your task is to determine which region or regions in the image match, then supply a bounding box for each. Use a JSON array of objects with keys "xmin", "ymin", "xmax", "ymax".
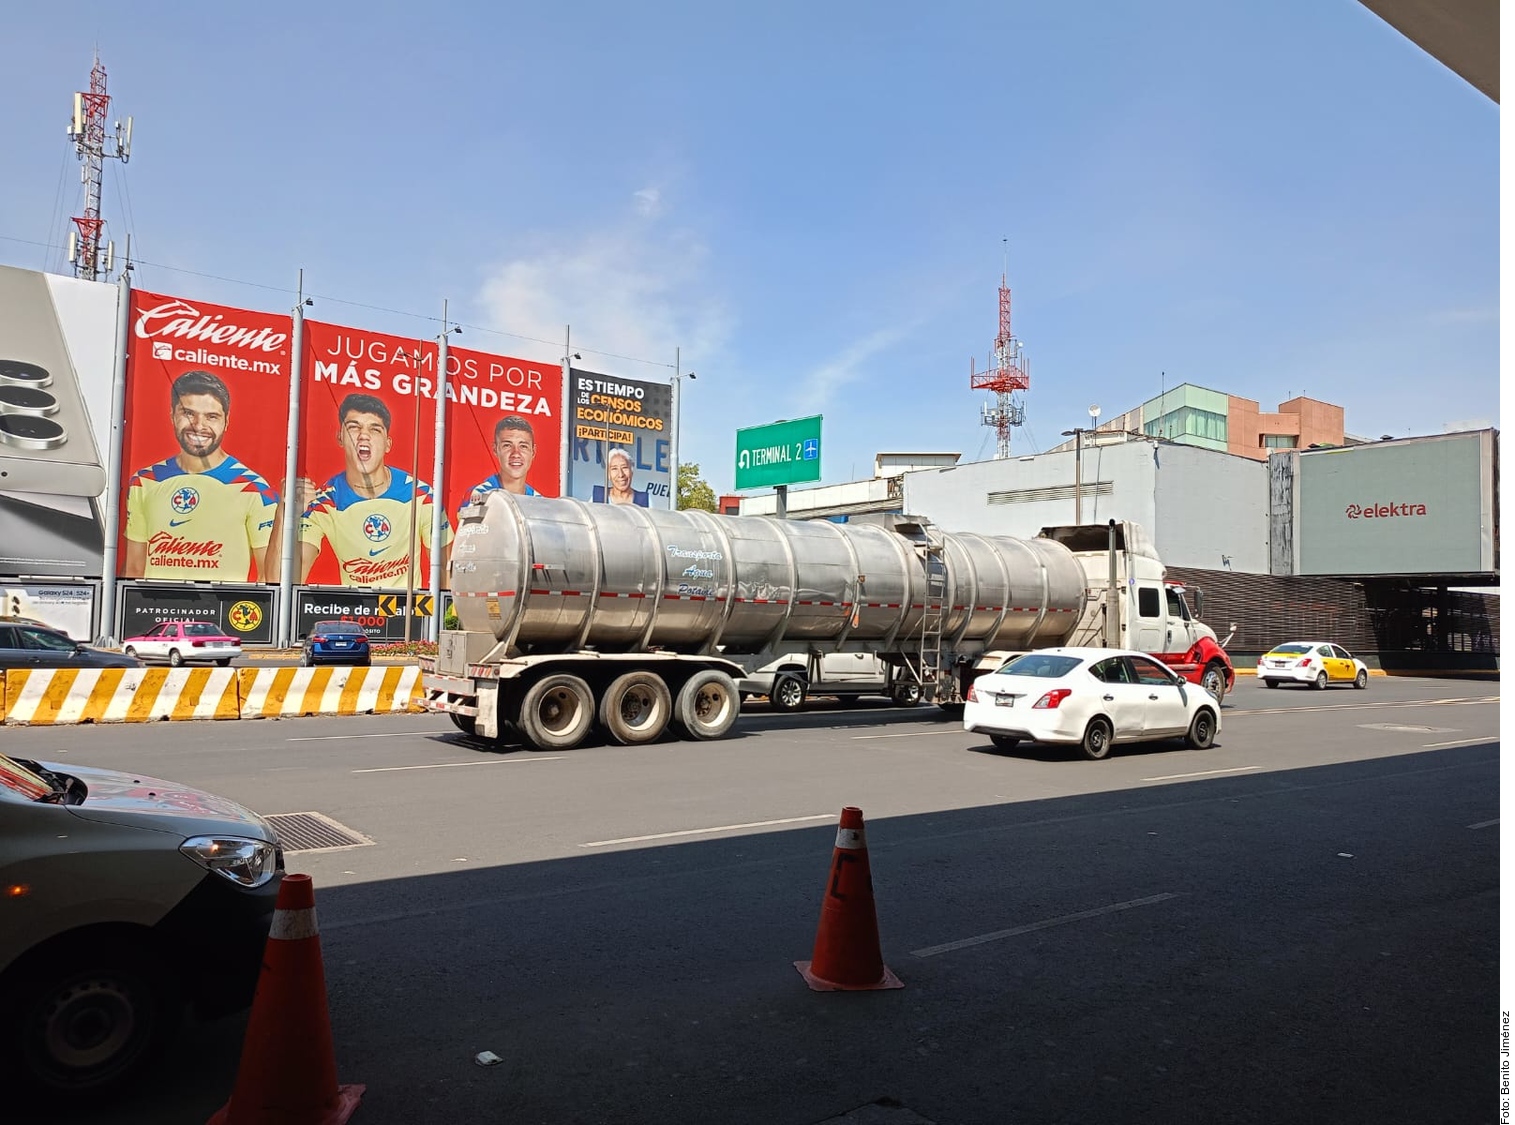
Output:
[{"xmin": 40, "ymin": 761, "xmax": 277, "ymax": 842}]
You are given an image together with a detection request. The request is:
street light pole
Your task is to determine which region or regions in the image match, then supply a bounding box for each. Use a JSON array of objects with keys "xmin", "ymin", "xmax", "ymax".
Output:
[
  {"xmin": 1062, "ymin": 404, "xmax": 1101, "ymax": 527},
  {"xmin": 404, "ymin": 345, "xmax": 422, "ymax": 644}
]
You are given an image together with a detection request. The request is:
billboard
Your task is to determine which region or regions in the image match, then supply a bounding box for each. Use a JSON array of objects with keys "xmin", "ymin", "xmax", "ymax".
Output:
[
  {"xmin": 0, "ymin": 265, "xmax": 118, "ymax": 579},
  {"xmin": 565, "ymin": 369, "xmax": 672, "ymax": 508},
  {"xmin": 1293, "ymin": 431, "xmax": 1498, "ymax": 576},
  {"xmin": 2, "ymin": 582, "xmax": 95, "ymax": 640},
  {"xmin": 295, "ymin": 587, "xmax": 451, "ymax": 641},
  {"xmin": 298, "ymin": 323, "xmax": 562, "ymax": 589},
  {"xmin": 118, "ymin": 583, "xmax": 275, "ymax": 645},
  {"xmin": 119, "ymin": 289, "xmax": 292, "ymax": 582}
]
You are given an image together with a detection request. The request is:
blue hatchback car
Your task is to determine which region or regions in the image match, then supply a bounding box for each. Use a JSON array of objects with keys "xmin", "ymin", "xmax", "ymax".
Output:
[{"xmin": 299, "ymin": 620, "xmax": 372, "ymax": 666}]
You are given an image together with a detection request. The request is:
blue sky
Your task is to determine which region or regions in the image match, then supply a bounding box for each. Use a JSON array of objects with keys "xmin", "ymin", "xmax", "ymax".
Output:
[{"xmin": 0, "ymin": 1, "xmax": 1498, "ymax": 493}]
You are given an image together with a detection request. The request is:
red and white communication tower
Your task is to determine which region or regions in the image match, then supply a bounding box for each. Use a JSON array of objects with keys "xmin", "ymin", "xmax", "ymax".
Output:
[
  {"xmin": 969, "ymin": 256, "xmax": 1030, "ymax": 459},
  {"xmin": 66, "ymin": 53, "xmax": 132, "ymax": 282}
]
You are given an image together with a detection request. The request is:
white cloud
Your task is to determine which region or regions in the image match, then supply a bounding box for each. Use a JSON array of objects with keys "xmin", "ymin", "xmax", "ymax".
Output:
[
  {"xmin": 793, "ymin": 324, "xmax": 915, "ymax": 415},
  {"xmin": 475, "ymin": 192, "xmax": 729, "ymax": 377}
]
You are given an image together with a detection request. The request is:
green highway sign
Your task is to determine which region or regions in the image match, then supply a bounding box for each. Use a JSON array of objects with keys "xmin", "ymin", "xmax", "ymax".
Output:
[{"xmin": 734, "ymin": 415, "xmax": 823, "ymax": 490}]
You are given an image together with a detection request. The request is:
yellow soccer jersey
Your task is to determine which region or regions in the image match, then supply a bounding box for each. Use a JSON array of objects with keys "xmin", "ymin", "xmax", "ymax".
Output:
[
  {"xmin": 125, "ymin": 454, "xmax": 279, "ymax": 580},
  {"xmin": 299, "ymin": 468, "xmax": 452, "ymax": 588}
]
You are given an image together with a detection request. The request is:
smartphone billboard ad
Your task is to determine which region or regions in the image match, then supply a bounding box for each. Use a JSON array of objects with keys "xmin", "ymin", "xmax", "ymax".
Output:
[
  {"xmin": 0, "ymin": 265, "xmax": 118, "ymax": 579},
  {"xmin": 565, "ymin": 368, "xmax": 672, "ymax": 508},
  {"xmin": 118, "ymin": 288, "xmax": 292, "ymax": 583}
]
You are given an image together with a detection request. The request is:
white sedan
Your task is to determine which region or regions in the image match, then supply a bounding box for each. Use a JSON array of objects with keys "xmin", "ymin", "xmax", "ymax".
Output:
[
  {"xmin": 963, "ymin": 646, "xmax": 1221, "ymax": 761},
  {"xmin": 1256, "ymin": 641, "xmax": 1369, "ymax": 690}
]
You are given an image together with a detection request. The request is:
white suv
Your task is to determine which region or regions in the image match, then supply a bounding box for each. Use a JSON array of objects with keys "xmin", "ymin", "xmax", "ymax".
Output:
[{"xmin": 739, "ymin": 651, "xmax": 923, "ymax": 711}]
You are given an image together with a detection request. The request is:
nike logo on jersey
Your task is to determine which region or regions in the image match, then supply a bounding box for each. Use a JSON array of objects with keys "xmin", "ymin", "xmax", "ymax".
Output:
[
  {"xmin": 169, "ymin": 518, "xmax": 192, "ymax": 527},
  {"xmin": 368, "ymin": 548, "xmax": 386, "ymax": 557}
]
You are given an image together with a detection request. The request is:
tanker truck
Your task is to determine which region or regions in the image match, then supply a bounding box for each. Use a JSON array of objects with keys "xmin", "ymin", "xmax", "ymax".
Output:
[{"xmin": 420, "ymin": 492, "xmax": 1234, "ymax": 749}]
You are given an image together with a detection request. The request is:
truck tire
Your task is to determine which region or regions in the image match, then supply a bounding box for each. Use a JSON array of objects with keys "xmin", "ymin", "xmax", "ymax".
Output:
[
  {"xmin": 674, "ymin": 670, "xmax": 740, "ymax": 741},
  {"xmin": 599, "ymin": 672, "xmax": 673, "ymax": 745},
  {"xmin": 1079, "ymin": 717, "xmax": 1114, "ymax": 761},
  {"xmin": 517, "ymin": 674, "xmax": 595, "ymax": 750},
  {"xmin": 1200, "ymin": 662, "xmax": 1227, "ymax": 701},
  {"xmin": 891, "ymin": 682, "xmax": 922, "ymax": 707},
  {"xmin": 448, "ymin": 712, "xmax": 477, "ymax": 736},
  {"xmin": 770, "ymin": 674, "xmax": 805, "ymax": 713}
]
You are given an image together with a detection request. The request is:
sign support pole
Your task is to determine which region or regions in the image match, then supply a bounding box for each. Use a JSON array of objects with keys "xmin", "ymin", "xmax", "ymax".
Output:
[
  {"xmin": 427, "ymin": 300, "xmax": 450, "ymax": 642},
  {"xmin": 97, "ymin": 263, "xmax": 132, "ymax": 644},
  {"xmin": 276, "ymin": 271, "xmax": 306, "ymax": 648}
]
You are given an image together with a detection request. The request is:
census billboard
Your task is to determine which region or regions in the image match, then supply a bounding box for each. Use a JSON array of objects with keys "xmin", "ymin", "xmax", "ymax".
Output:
[
  {"xmin": 565, "ymin": 368, "xmax": 672, "ymax": 508},
  {"xmin": 1293, "ymin": 430, "xmax": 1498, "ymax": 576}
]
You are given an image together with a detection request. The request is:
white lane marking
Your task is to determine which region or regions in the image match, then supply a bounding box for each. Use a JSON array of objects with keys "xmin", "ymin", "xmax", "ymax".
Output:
[
  {"xmin": 912, "ymin": 893, "xmax": 1180, "ymax": 958},
  {"xmin": 1231, "ymin": 697, "xmax": 1495, "ymax": 717},
  {"xmin": 1424, "ymin": 737, "xmax": 1498, "ymax": 749},
  {"xmin": 289, "ymin": 731, "xmax": 444, "ymax": 742},
  {"xmin": 1467, "ymin": 819, "xmax": 1498, "ymax": 830},
  {"xmin": 353, "ymin": 757, "xmax": 563, "ymax": 774},
  {"xmin": 1139, "ymin": 766, "xmax": 1262, "ymax": 782},
  {"xmin": 852, "ymin": 729, "xmax": 964, "ymax": 740},
  {"xmin": 580, "ymin": 814, "xmax": 835, "ymax": 848}
]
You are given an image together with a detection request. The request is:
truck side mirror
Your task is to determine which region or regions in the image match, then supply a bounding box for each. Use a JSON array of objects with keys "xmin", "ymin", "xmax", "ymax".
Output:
[{"xmin": 1193, "ymin": 588, "xmax": 1205, "ymax": 617}]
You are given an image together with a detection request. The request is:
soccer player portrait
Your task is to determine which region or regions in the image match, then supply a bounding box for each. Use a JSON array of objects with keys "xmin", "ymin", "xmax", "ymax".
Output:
[
  {"xmin": 296, "ymin": 392, "xmax": 452, "ymax": 588},
  {"xmin": 123, "ymin": 369, "xmax": 280, "ymax": 581},
  {"xmin": 459, "ymin": 415, "xmax": 539, "ymax": 515}
]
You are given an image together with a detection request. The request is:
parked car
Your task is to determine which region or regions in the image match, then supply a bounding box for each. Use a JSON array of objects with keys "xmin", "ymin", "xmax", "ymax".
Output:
[
  {"xmin": 121, "ymin": 621, "xmax": 241, "ymax": 667},
  {"xmin": 963, "ymin": 646, "xmax": 1221, "ymax": 761},
  {"xmin": 0, "ymin": 617, "xmax": 142, "ymax": 669},
  {"xmin": 0, "ymin": 752, "xmax": 284, "ymax": 1102},
  {"xmin": 1256, "ymin": 641, "xmax": 1369, "ymax": 690},
  {"xmin": 300, "ymin": 619, "xmax": 372, "ymax": 666},
  {"xmin": 738, "ymin": 651, "xmax": 922, "ymax": 710}
]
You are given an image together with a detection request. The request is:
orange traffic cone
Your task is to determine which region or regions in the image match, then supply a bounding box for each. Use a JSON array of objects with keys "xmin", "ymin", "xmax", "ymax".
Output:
[
  {"xmin": 795, "ymin": 806, "xmax": 904, "ymax": 991},
  {"xmin": 208, "ymin": 874, "xmax": 364, "ymax": 1125}
]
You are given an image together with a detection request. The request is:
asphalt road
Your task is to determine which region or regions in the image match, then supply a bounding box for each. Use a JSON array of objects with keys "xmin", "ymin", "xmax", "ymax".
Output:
[{"xmin": 12, "ymin": 675, "xmax": 1499, "ymax": 1125}]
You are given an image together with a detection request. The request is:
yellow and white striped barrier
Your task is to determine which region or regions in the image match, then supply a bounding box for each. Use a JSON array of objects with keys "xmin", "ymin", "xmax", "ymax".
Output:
[
  {"xmin": 2, "ymin": 667, "xmax": 242, "ymax": 725},
  {"xmin": 236, "ymin": 666, "xmax": 422, "ymax": 719}
]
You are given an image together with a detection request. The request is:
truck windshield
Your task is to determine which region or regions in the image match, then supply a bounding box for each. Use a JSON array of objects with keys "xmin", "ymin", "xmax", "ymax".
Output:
[{"xmin": 0, "ymin": 754, "xmax": 59, "ymax": 802}]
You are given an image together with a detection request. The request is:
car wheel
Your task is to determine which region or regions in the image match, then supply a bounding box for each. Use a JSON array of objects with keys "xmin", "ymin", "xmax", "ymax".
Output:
[
  {"xmin": 2, "ymin": 937, "xmax": 180, "ymax": 1100},
  {"xmin": 891, "ymin": 682, "xmax": 922, "ymax": 707},
  {"xmin": 989, "ymin": 733, "xmax": 1020, "ymax": 750},
  {"xmin": 215, "ymin": 658, "xmax": 231, "ymax": 668},
  {"xmin": 1354, "ymin": 668, "xmax": 1368, "ymax": 689},
  {"xmin": 297, "ymin": 652, "xmax": 312, "ymax": 668},
  {"xmin": 1185, "ymin": 708, "xmax": 1217, "ymax": 749},
  {"xmin": 1200, "ymin": 662, "xmax": 1227, "ymax": 701},
  {"xmin": 517, "ymin": 674, "xmax": 595, "ymax": 750},
  {"xmin": 674, "ymin": 670, "xmax": 741, "ymax": 741},
  {"xmin": 1313, "ymin": 670, "xmax": 1328, "ymax": 690},
  {"xmin": 167, "ymin": 649, "xmax": 184, "ymax": 668},
  {"xmin": 770, "ymin": 674, "xmax": 805, "ymax": 713},
  {"xmin": 1080, "ymin": 717, "xmax": 1114, "ymax": 761},
  {"xmin": 1263, "ymin": 679, "xmax": 1279, "ymax": 688},
  {"xmin": 599, "ymin": 671, "xmax": 673, "ymax": 746},
  {"xmin": 122, "ymin": 646, "xmax": 136, "ymax": 659}
]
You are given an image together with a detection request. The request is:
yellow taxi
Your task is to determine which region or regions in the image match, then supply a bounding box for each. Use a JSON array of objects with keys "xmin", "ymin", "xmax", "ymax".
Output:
[{"xmin": 1256, "ymin": 641, "xmax": 1369, "ymax": 690}]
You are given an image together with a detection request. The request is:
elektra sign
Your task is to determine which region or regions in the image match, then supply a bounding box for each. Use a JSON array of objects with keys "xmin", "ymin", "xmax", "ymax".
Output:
[{"xmin": 1345, "ymin": 501, "xmax": 1428, "ymax": 519}]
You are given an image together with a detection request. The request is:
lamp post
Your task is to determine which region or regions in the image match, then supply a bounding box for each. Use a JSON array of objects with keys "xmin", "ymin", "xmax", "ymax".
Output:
[
  {"xmin": 669, "ymin": 346, "xmax": 696, "ymax": 510},
  {"xmin": 1061, "ymin": 404, "xmax": 1101, "ymax": 525}
]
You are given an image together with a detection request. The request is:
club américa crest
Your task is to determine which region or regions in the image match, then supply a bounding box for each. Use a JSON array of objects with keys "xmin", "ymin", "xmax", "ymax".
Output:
[
  {"xmin": 170, "ymin": 486, "xmax": 199, "ymax": 515},
  {"xmin": 363, "ymin": 512, "xmax": 393, "ymax": 543}
]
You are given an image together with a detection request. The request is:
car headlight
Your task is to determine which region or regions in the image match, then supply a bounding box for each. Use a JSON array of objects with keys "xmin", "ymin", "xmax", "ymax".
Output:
[{"xmin": 180, "ymin": 836, "xmax": 280, "ymax": 887}]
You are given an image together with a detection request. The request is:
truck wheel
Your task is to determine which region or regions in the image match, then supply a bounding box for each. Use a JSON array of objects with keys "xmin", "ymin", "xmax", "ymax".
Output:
[
  {"xmin": 448, "ymin": 712, "xmax": 477, "ymax": 736},
  {"xmin": 770, "ymin": 674, "xmax": 805, "ymax": 713},
  {"xmin": 891, "ymin": 682, "xmax": 922, "ymax": 707},
  {"xmin": 1200, "ymin": 662, "xmax": 1227, "ymax": 701},
  {"xmin": 1080, "ymin": 717, "xmax": 1114, "ymax": 761},
  {"xmin": 2, "ymin": 935, "xmax": 180, "ymax": 1100},
  {"xmin": 1185, "ymin": 708, "xmax": 1217, "ymax": 749},
  {"xmin": 674, "ymin": 670, "xmax": 740, "ymax": 741},
  {"xmin": 599, "ymin": 672, "xmax": 673, "ymax": 745},
  {"xmin": 518, "ymin": 674, "xmax": 595, "ymax": 750}
]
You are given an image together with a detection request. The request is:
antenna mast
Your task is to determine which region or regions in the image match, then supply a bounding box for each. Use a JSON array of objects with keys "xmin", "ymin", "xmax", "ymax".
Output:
[
  {"xmin": 66, "ymin": 53, "xmax": 132, "ymax": 281},
  {"xmin": 969, "ymin": 241, "xmax": 1030, "ymax": 459}
]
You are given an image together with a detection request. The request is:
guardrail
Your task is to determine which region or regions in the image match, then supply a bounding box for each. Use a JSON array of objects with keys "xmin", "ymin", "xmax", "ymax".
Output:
[{"xmin": 0, "ymin": 666, "xmax": 422, "ymax": 726}]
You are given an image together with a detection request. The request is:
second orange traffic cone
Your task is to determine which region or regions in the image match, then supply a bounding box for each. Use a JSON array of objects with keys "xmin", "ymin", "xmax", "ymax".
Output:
[
  {"xmin": 208, "ymin": 873, "xmax": 364, "ymax": 1125},
  {"xmin": 795, "ymin": 806, "xmax": 904, "ymax": 991}
]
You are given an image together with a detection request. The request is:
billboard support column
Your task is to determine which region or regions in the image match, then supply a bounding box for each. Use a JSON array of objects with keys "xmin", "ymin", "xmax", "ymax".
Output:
[
  {"xmin": 97, "ymin": 265, "xmax": 132, "ymax": 644},
  {"xmin": 277, "ymin": 273, "xmax": 307, "ymax": 648},
  {"xmin": 670, "ymin": 346, "xmax": 681, "ymax": 511},
  {"xmin": 427, "ymin": 300, "xmax": 451, "ymax": 642},
  {"xmin": 559, "ymin": 325, "xmax": 571, "ymax": 496}
]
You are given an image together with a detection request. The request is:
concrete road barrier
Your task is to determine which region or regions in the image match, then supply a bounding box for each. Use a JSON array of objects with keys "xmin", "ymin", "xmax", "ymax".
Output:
[
  {"xmin": 2, "ymin": 667, "xmax": 242, "ymax": 725},
  {"xmin": 237, "ymin": 666, "xmax": 422, "ymax": 719}
]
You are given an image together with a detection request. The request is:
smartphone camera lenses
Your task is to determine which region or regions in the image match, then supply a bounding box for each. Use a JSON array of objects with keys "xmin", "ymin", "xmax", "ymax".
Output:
[
  {"xmin": 0, "ymin": 414, "xmax": 66, "ymax": 451},
  {"xmin": 0, "ymin": 360, "xmax": 53, "ymax": 388},
  {"xmin": 0, "ymin": 385, "xmax": 59, "ymax": 417}
]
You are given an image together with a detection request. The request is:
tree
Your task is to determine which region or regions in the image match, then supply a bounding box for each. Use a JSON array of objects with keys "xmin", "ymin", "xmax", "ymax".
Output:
[{"xmin": 677, "ymin": 463, "xmax": 717, "ymax": 511}]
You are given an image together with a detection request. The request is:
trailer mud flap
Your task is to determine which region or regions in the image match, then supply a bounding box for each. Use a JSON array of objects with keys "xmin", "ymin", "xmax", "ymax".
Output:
[{"xmin": 476, "ymin": 680, "xmax": 501, "ymax": 739}]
